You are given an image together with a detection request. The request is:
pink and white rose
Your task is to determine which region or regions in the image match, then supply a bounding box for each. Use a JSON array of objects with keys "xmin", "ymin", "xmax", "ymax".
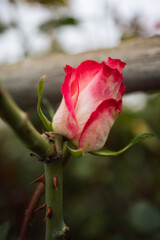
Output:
[{"xmin": 52, "ymin": 57, "xmax": 126, "ymax": 153}]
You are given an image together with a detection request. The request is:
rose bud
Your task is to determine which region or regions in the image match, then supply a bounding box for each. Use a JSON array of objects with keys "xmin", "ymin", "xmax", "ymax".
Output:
[{"xmin": 52, "ymin": 57, "xmax": 126, "ymax": 153}]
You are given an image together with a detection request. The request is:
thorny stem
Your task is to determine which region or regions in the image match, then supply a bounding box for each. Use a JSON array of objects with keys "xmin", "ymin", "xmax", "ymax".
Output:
[
  {"xmin": 44, "ymin": 159, "xmax": 66, "ymax": 240},
  {"xmin": 20, "ymin": 153, "xmax": 69, "ymax": 240},
  {"xmin": 0, "ymin": 84, "xmax": 67, "ymax": 239},
  {"xmin": 0, "ymin": 83, "xmax": 54, "ymax": 157}
]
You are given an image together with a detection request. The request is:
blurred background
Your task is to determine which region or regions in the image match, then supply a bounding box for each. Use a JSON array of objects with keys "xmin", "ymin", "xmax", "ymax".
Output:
[{"xmin": 0, "ymin": 0, "xmax": 160, "ymax": 239}]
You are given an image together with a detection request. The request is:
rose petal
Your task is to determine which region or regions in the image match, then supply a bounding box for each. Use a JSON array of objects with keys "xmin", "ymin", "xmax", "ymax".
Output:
[
  {"xmin": 119, "ymin": 82, "xmax": 126, "ymax": 97},
  {"xmin": 72, "ymin": 62, "xmax": 124, "ymax": 144},
  {"xmin": 53, "ymin": 58, "xmax": 126, "ymax": 147},
  {"xmin": 89, "ymin": 62, "xmax": 124, "ymax": 101},
  {"xmin": 52, "ymin": 69, "xmax": 79, "ymax": 139},
  {"xmin": 78, "ymin": 99, "xmax": 122, "ymax": 152},
  {"xmin": 64, "ymin": 65, "xmax": 73, "ymax": 74},
  {"xmin": 76, "ymin": 60, "xmax": 101, "ymax": 92},
  {"xmin": 106, "ymin": 57, "xmax": 126, "ymax": 73}
]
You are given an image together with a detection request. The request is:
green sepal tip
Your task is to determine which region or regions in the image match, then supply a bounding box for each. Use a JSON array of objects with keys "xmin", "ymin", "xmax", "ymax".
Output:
[
  {"xmin": 37, "ymin": 75, "xmax": 53, "ymax": 131},
  {"xmin": 91, "ymin": 133, "xmax": 154, "ymax": 157},
  {"xmin": 62, "ymin": 141, "xmax": 70, "ymax": 161},
  {"xmin": 42, "ymin": 98, "xmax": 54, "ymax": 120},
  {"xmin": 67, "ymin": 142, "xmax": 84, "ymax": 158}
]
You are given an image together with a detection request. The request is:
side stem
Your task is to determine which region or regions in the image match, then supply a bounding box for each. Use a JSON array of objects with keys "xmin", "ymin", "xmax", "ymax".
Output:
[
  {"xmin": 44, "ymin": 158, "xmax": 66, "ymax": 240},
  {"xmin": 0, "ymin": 83, "xmax": 54, "ymax": 157}
]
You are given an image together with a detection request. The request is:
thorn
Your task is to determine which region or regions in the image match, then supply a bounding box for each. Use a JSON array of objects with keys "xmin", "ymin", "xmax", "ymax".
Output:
[
  {"xmin": 34, "ymin": 203, "xmax": 46, "ymax": 212},
  {"xmin": 31, "ymin": 174, "xmax": 45, "ymax": 184},
  {"xmin": 44, "ymin": 207, "xmax": 52, "ymax": 222},
  {"xmin": 53, "ymin": 176, "xmax": 58, "ymax": 190},
  {"xmin": 43, "ymin": 132, "xmax": 55, "ymax": 142}
]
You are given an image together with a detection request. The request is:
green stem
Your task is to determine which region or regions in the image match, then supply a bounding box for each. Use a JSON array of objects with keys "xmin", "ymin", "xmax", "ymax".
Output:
[
  {"xmin": 0, "ymin": 83, "xmax": 67, "ymax": 239},
  {"xmin": 44, "ymin": 158, "xmax": 66, "ymax": 240},
  {"xmin": 0, "ymin": 83, "xmax": 54, "ymax": 157}
]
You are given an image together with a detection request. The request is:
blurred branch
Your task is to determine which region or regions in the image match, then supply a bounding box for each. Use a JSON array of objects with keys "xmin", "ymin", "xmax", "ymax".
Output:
[
  {"xmin": 0, "ymin": 36, "xmax": 160, "ymax": 109},
  {"xmin": 20, "ymin": 183, "xmax": 45, "ymax": 240}
]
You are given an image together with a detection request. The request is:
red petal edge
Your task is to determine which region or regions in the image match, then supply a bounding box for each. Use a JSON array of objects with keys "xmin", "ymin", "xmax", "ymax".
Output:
[
  {"xmin": 79, "ymin": 98, "xmax": 122, "ymax": 152},
  {"xmin": 64, "ymin": 65, "xmax": 73, "ymax": 74},
  {"xmin": 75, "ymin": 60, "xmax": 101, "ymax": 92},
  {"xmin": 106, "ymin": 57, "xmax": 126, "ymax": 73},
  {"xmin": 61, "ymin": 69, "xmax": 79, "ymax": 139}
]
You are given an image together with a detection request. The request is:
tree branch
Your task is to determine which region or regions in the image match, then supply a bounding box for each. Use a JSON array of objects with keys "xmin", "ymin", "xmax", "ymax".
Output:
[{"xmin": 1, "ymin": 36, "xmax": 160, "ymax": 110}]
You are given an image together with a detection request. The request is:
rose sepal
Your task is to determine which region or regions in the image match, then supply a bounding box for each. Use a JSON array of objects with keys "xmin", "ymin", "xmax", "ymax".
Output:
[
  {"xmin": 91, "ymin": 133, "xmax": 154, "ymax": 157},
  {"xmin": 42, "ymin": 98, "xmax": 55, "ymax": 119},
  {"xmin": 67, "ymin": 142, "xmax": 84, "ymax": 158},
  {"xmin": 37, "ymin": 75, "xmax": 53, "ymax": 131}
]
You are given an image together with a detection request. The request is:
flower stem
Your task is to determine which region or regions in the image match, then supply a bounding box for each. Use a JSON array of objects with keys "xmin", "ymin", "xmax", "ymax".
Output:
[
  {"xmin": 0, "ymin": 83, "xmax": 67, "ymax": 239},
  {"xmin": 44, "ymin": 158, "xmax": 66, "ymax": 240}
]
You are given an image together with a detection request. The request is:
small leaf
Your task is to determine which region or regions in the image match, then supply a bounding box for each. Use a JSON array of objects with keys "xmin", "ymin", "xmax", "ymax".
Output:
[
  {"xmin": 37, "ymin": 75, "xmax": 52, "ymax": 131},
  {"xmin": 67, "ymin": 142, "xmax": 84, "ymax": 158},
  {"xmin": 0, "ymin": 221, "xmax": 10, "ymax": 240},
  {"xmin": 91, "ymin": 133, "xmax": 154, "ymax": 157},
  {"xmin": 42, "ymin": 98, "xmax": 54, "ymax": 120}
]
